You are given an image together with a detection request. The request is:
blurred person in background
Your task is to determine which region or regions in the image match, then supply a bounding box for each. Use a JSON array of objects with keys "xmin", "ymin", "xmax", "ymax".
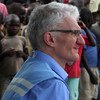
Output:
[
  {"xmin": 0, "ymin": 14, "xmax": 28, "ymax": 98},
  {"xmin": 79, "ymin": 7, "xmax": 99, "ymax": 100},
  {"xmin": 0, "ymin": 2, "xmax": 8, "ymax": 17}
]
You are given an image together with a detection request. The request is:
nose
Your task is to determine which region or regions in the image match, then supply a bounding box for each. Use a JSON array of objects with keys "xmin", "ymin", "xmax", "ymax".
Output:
[{"xmin": 77, "ymin": 34, "xmax": 85, "ymax": 46}]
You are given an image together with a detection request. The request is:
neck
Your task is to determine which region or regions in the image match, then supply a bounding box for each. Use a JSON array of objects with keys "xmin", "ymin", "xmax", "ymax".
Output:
[{"xmin": 40, "ymin": 48, "xmax": 66, "ymax": 69}]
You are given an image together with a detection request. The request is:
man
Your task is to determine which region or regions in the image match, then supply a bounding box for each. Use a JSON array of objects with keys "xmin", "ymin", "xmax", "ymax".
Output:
[
  {"xmin": 2, "ymin": 2, "xmax": 84, "ymax": 100},
  {"xmin": 79, "ymin": 7, "xmax": 99, "ymax": 100},
  {"xmin": 91, "ymin": 4, "xmax": 100, "ymax": 69},
  {"xmin": 91, "ymin": 4, "xmax": 100, "ymax": 100}
]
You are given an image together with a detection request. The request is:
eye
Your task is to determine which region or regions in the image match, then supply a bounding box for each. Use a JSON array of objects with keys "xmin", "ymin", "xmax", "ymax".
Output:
[{"xmin": 70, "ymin": 31, "xmax": 81, "ymax": 37}]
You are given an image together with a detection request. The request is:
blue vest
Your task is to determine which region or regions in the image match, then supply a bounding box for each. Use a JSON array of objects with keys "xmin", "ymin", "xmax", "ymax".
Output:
[{"xmin": 2, "ymin": 57, "xmax": 65, "ymax": 100}]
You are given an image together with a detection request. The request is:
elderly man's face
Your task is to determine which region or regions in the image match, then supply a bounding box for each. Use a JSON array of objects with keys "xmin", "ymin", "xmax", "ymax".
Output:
[{"xmin": 51, "ymin": 17, "xmax": 85, "ymax": 66}]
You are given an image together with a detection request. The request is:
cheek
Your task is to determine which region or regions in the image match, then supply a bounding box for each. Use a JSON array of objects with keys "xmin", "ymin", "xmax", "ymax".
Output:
[
  {"xmin": 65, "ymin": 38, "xmax": 80, "ymax": 61},
  {"xmin": 54, "ymin": 35, "xmax": 79, "ymax": 61},
  {"xmin": 55, "ymin": 36, "xmax": 75, "ymax": 53},
  {"xmin": 56, "ymin": 39, "xmax": 73, "ymax": 58}
]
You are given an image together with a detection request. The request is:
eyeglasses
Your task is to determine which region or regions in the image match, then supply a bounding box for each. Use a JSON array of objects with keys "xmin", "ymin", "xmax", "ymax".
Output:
[{"xmin": 49, "ymin": 30, "xmax": 81, "ymax": 36}]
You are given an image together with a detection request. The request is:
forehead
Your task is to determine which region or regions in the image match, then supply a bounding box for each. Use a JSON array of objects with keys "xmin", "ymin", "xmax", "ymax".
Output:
[
  {"xmin": 59, "ymin": 17, "xmax": 81, "ymax": 30},
  {"xmin": 5, "ymin": 16, "xmax": 20, "ymax": 24}
]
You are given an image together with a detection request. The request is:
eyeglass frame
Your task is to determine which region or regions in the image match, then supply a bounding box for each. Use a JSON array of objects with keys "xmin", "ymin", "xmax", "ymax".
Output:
[{"xmin": 49, "ymin": 30, "xmax": 81, "ymax": 36}]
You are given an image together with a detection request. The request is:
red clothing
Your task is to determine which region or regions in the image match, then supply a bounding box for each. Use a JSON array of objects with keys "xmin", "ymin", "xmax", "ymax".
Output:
[
  {"xmin": 65, "ymin": 46, "xmax": 83, "ymax": 78},
  {"xmin": 64, "ymin": 0, "xmax": 69, "ymax": 3},
  {"xmin": 65, "ymin": 35, "xmax": 90, "ymax": 78}
]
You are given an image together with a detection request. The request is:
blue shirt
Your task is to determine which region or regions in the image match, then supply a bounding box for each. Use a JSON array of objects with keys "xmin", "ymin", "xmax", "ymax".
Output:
[
  {"xmin": 2, "ymin": 50, "xmax": 69, "ymax": 100},
  {"xmin": 83, "ymin": 30, "xmax": 98, "ymax": 67}
]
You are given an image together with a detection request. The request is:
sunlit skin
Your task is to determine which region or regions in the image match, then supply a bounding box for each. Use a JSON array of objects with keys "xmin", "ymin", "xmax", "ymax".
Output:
[{"xmin": 42, "ymin": 17, "xmax": 85, "ymax": 69}]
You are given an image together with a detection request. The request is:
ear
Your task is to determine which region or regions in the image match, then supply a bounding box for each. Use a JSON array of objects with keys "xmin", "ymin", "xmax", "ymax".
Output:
[{"xmin": 43, "ymin": 32, "xmax": 56, "ymax": 47}]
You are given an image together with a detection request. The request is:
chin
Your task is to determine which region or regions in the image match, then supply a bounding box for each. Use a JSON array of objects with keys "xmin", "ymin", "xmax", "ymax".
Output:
[
  {"xmin": 72, "ymin": 54, "xmax": 80, "ymax": 62},
  {"xmin": 75, "ymin": 55, "xmax": 80, "ymax": 60}
]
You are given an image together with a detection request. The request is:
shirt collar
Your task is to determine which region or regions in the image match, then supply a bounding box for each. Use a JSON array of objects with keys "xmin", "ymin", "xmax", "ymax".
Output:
[{"xmin": 32, "ymin": 50, "xmax": 68, "ymax": 81}]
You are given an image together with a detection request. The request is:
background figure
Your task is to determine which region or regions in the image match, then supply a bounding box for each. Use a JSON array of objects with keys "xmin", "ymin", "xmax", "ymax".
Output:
[
  {"xmin": 0, "ymin": 12, "xmax": 4, "ymax": 98},
  {"xmin": 2, "ymin": 2, "xmax": 84, "ymax": 99},
  {"xmin": 36, "ymin": 0, "xmax": 63, "ymax": 4},
  {"xmin": 68, "ymin": 0, "xmax": 85, "ymax": 10},
  {"xmin": 27, "ymin": 0, "xmax": 36, "ymax": 4},
  {"xmin": 88, "ymin": 0, "xmax": 100, "ymax": 24},
  {"xmin": 5, "ymin": 0, "xmax": 27, "ymax": 5},
  {"xmin": 7, "ymin": 2, "xmax": 28, "ymax": 36},
  {"xmin": 0, "ymin": 0, "xmax": 4, "ymax": 3},
  {"xmin": 0, "ymin": 2, "xmax": 8, "ymax": 17},
  {"xmin": 84, "ymin": 0, "xmax": 90, "ymax": 7},
  {"xmin": 23, "ymin": 2, "xmax": 41, "ymax": 25},
  {"xmin": 0, "ymin": 14, "xmax": 28, "ymax": 98},
  {"xmin": 21, "ymin": 2, "xmax": 42, "ymax": 54},
  {"xmin": 0, "ymin": 12, "xmax": 4, "ymax": 40},
  {"xmin": 7, "ymin": 2, "xmax": 26, "ymax": 25},
  {"xmin": 90, "ymin": 4, "xmax": 100, "ymax": 100},
  {"xmin": 78, "ymin": 7, "xmax": 99, "ymax": 100},
  {"xmin": 91, "ymin": 4, "xmax": 100, "ymax": 70}
]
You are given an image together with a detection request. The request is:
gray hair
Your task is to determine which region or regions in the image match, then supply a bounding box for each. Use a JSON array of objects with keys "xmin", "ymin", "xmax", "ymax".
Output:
[{"xmin": 27, "ymin": 2, "xmax": 79, "ymax": 50}]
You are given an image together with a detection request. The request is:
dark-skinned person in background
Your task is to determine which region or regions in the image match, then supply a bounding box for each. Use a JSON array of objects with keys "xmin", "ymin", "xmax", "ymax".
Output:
[{"xmin": 0, "ymin": 14, "xmax": 28, "ymax": 99}]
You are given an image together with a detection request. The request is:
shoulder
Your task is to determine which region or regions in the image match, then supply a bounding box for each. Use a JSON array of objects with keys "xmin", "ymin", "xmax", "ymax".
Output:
[
  {"xmin": 91, "ymin": 23, "xmax": 98, "ymax": 30},
  {"xmin": 2, "ymin": 57, "xmax": 63, "ymax": 99},
  {"xmin": 22, "ymin": 78, "xmax": 69, "ymax": 100},
  {"xmin": 18, "ymin": 36, "xmax": 26, "ymax": 40},
  {"xmin": 17, "ymin": 36, "xmax": 27, "ymax": 44},
  {"xmin": 21, "ymin": 25, "xmax": 27, "ymax": 36},
  {"xmin": 36, "ymin": 78, "xmax": 68, "ymax": 90},
  {"xmin": 0, "ymin": 36, "xmax": 8, "ymax": 43},
  {"xmin": 0, "ymin": 32, "xmax": 4, "ymax": 39}
]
